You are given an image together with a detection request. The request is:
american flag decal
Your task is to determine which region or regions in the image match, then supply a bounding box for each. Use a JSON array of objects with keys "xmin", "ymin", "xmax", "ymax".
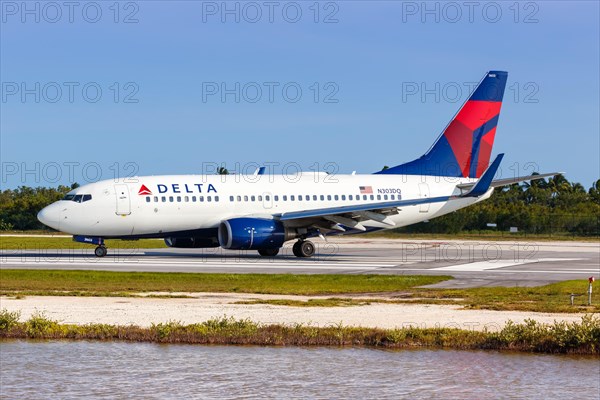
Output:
[{"xmin": 359, "ymin": 186, "xmax": 373, "ymax": 194}]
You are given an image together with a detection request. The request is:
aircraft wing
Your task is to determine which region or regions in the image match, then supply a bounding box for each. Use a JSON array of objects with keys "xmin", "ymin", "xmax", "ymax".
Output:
[{"xmin": 276, "ymin": 195, "xmax": 450, "ymax": 231}]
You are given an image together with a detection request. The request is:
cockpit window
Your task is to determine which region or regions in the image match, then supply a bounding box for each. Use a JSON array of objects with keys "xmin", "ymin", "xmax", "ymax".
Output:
[{"xmin": 62, "ymin": 194, "xmax": 92, "ymax": 202}]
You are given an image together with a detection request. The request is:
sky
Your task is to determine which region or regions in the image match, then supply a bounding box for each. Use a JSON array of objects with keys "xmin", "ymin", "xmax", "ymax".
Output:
[{"xmin": 1, "ymin": 1, "xmax": 599, "ymax": 189}]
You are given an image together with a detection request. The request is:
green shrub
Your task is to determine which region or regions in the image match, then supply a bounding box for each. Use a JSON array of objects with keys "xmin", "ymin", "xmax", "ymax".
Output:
[{"xmin": 0, "ymin": 309, "xmax": 20, "ymax": 331}]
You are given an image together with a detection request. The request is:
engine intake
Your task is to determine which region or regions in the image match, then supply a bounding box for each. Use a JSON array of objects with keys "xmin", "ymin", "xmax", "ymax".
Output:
[{"xmin": 218, "ymin": 217, "xmax": 293, "ymax": 250}]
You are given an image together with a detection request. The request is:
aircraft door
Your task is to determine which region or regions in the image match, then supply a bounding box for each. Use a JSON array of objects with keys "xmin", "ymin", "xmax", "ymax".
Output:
[
  {"xmin": 115, "ymin": 184, "xmax": 131, "ymax": 215},
  {"xmin": 418, "ymin": 183, "xmax": 430, "ymax": 213}
]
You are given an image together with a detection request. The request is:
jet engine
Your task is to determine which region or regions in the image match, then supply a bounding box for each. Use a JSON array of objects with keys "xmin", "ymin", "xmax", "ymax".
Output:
[{"xmin": 218, "ymin": 217, "xmax": 295, "ymax": 250}]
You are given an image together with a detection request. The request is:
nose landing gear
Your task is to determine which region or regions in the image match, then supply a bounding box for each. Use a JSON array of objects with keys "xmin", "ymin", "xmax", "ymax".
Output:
[
  {"xmin": 73, "ymin": 235, "xmax": 107, "ymax": 257},
  {"xmin": 94, "ymin": 246, "xmax": 107, "ymax": 257}
]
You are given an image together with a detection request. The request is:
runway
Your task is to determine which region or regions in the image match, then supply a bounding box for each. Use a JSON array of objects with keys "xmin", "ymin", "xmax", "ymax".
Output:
[{"xmin": 1, "ymin": 238, "xmax": 598, "ymax": 288}]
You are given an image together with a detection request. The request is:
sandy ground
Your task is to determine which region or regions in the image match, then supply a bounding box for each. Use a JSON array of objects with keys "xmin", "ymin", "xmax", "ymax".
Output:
[{"xmin": 0, "ymin": 293, "xmax": 589, "ymax": 332}]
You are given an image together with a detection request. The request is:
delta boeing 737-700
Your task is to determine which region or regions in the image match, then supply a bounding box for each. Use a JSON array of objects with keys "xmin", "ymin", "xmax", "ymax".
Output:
[{"xmin": 37, "ymin": 71, "xmax": 560, "ymax": 258}]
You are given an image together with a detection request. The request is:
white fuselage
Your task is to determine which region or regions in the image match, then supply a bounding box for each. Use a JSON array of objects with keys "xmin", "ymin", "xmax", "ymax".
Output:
[{"xmin": 38, "ymin": 172, "xmax": 490, "ymax": 238}]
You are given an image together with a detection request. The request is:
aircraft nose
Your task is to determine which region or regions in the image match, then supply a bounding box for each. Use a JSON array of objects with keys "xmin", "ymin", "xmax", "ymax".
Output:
[{"xmin": 37, "ymin": 204, "xmax": 60, "ymax": 230}]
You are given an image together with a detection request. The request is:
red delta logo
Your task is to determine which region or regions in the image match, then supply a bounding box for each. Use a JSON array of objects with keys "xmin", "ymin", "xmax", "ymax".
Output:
[{"xmin": 138, "ymin": 184, "xmax": 152, "ymax": 195}]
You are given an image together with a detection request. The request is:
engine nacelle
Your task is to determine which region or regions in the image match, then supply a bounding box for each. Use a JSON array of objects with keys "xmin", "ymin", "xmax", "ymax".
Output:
[
  {"xmin": 218, "ymin": 217, "xmax": 293, "ymax": 250},
  {"xmin": 164, "ymin": 236, "xmax": 219, "ymax": 248}
]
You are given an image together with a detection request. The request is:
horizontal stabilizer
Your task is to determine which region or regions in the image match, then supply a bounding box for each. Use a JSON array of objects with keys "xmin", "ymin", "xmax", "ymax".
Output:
[{"xmin": 457, "ymin": 172, "xmax": 564, "ymax": 191}]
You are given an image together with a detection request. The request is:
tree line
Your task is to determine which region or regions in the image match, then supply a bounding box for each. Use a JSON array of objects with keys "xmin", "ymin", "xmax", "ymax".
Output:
[
  {"xmin": 398, "ymin": 175, "xmax": 600, "ymax": 236},
  {"xmin": 0, "ymin": 176, "xmax": 599, "ymax": 236}
]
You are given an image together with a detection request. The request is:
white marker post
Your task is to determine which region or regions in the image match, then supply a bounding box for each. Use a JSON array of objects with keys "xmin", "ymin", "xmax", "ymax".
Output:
[{"xmin": 588, "ymin": 277, "xmax": 595, "ymax": 306}]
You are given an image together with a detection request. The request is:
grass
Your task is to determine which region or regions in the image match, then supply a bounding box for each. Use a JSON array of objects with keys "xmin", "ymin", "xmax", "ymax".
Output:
[
  {"xmin": 0, "ymin": 236, "xmax": 167, "ymax": 250},
  {"xmin": 1, "ymin": 270, "xmax": 598, "ymax": 313},
  {"xmin": 0, "ymin": 270, "xmax": 449, "ymax": 295},
  {"xmin": 414, "ymin": 281, "xmax": 600, "ymax": 313},
  {"xmin": 1, "ymin": 310, "xmax": 598, "ymax": 354}
]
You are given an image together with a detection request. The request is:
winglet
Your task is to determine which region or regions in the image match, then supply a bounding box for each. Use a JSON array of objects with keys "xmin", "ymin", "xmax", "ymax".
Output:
[{"xmin": 462, "ymin": 153, "xmax": 504, "ymax": 197}]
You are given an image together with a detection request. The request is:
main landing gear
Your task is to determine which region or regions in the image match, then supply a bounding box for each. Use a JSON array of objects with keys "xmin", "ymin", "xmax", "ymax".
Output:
[
  {"xmin": 256, "ymin": 240, "xmax": 316, "ymax": 258},
  {"xmin": 292, "ymin": 240, "xmax": 315, "ymax": 258},
  {"xmin": 94, "ymin": 246, "xmax": 107, "ymax": 257}
]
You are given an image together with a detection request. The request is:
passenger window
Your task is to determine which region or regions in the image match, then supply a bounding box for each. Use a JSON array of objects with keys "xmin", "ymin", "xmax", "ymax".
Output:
[
  {"xmin": 237, "ymin": 196, "xmax": 242, "ymax": 202},
  {"xmin": 305, "ymin": 195, "xmax": 310, "ymax": 201},
  {"xmin": 377, "ymin": 195, "xmax": 381, "ymax": 200},
  {"xmin": 162, "ymin": 196, "xmax": 166, "ymax": 202},
  {"xmin": 265, "ymin": 195, "xmax": 270, "ymax": 201},
  {"xmin": 349, "ymin": 195, "xmax": 353, "ymax": 200},
  {"xmin": 154, "ymin": 196, "xmax": 158, "ymax": 202},
  {"xmin": 327, "ymin": 195, "xmax": 332, "ymax": 201},
  {"xmin": 244, "ymin": 196, "xmax": 248, "ymax": 202},
  {"xmin": 283, "ymin": 195, "xmax": 287, "ymax": 201},
  {"xmin": 274, "ymin": 195, "xmax": 278, "ymax": 201},
  {"xmin": 229, "ymin": 196, "xmax": 234, "ymax": 202},
  {"xmin": 313, "ymin": 195, "xmax": 317, "ymax": 201},
  {"xmin": 320, "ymin": 195, "xmax": 324, "ymax": 201},
  {"xmin": 384, "ymin": 195, "xmax": 388, "ymax": 200},
  {"xmin": 192, "ymin": 196, "xmax": 197, "ymax": 202},
  {"xmin": 207, "ymin": 196, "xmax": 212, "ymax": 202},
  {"xmin": 169, "ymin": 196, "xmax": 174, "ymax": 202},
  {"xmin": 215, "ymin": 196, "xmax": 219, "ymax": 202},
  {"xmin": 391, "ymin": 194, "xmax": 395, "ymax": 200},
  {"xmin": 341, "ymin": 195, "xmax": 346, "ymax": 200},
  {"xmin": 177, "ymin": 196, "xmax": 181, "ymax": 202},
  {"xmin": 146, "ymin": 197, "xmax": 151, "ymax": 203},
  {"xmin": 185, "ymin": 196, "xmax": 189, "ymax": 202},
  {"xmin": 363, "ymin": 195, "xmax": 367, "ymax": 200},
  {"xmin": 291, "ymin": 195, "xmax": 295, "ymax": 201},
  {"xmin": 370, "ymin": 195, "xmax": 374, "ymax": 200},
  {"xmin": 258, "ymin": 195, "xmax": 262, "ymax": 201},
  {"xmin": 334, "ymin": 195, "xmax": 339, "ymax": 201},
  {"xmin": 199, "ymin": 196, "xmax": 204, "ymax": 202}
]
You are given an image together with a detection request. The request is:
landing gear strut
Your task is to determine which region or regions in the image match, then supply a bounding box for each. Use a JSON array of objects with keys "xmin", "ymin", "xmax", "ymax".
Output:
[
  {"xmin": 292, "ymin": 240, "xmax": 315, "ymax": 258},
  {"xmin": 258, "ymin": 248, "xmax": 280, "ymax": 257},
  {"xmin": 94, "ymin": 246, "xmax": 107, "ymax": 258}
]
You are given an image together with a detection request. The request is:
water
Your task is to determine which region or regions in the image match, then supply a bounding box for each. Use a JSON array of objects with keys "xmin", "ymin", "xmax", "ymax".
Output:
[{"xmin": 1, "ymin": 341, "xmax": 598, "ymax": 399}]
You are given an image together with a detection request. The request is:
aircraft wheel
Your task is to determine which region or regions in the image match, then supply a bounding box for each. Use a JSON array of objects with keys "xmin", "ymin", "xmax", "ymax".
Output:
[
  {"xmin": 94, "ymin": 246, "xmax": 107, "ymax": 258},
  {"xmin": 258, "ymin": 248, "xmax": 279, "ymax": 257},
  {"xmin": 293, "ymin": 240, "xmax": 315, "ymax": 258},
  {"xmin": 292, "ymin": 241, "xmax": 302, "ymax": 257}
]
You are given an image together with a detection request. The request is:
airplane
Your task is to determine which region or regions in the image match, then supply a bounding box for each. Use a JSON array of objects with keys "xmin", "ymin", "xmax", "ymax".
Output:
[{"xmin": 37, "ymin": 71, "xmax": 560, "ymax": 258}]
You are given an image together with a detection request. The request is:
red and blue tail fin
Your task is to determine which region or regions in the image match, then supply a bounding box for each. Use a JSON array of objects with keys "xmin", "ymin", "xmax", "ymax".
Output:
[{"xmin": 377, "ymin": 71, "xmax": 508, "ymax": 178}]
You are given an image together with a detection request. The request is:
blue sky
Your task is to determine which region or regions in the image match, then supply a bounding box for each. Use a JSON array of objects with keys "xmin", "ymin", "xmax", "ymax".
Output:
[{"xmin": 1, "ymin": 1, "xmax": 599, "ymax": 189}]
